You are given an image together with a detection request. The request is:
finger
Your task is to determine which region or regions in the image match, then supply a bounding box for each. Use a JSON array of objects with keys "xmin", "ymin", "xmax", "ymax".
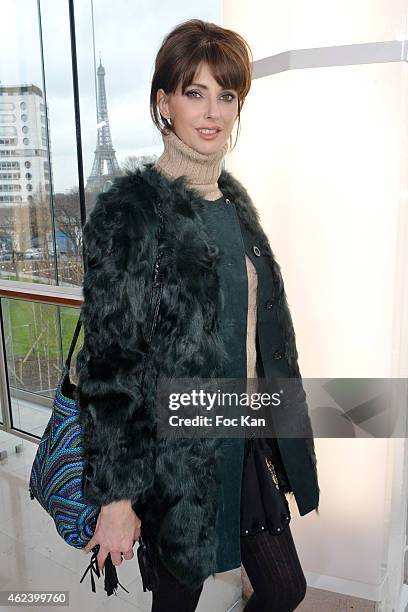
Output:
[
  {"xmin": 97, "ymin": 550, "xmax": 109, "ymax": 573},
  {"xmin": 84, "ymin": 540, "xmax": 95, "ymax": 554},
  {"xmin": 122, "ymin": 549, "xmax": 134, "ymax": 561},
  {"xmin": 110, "ymin": 552, "xmax": 123, "ymax": 566},
  {"xmin": 85, "ymin": 541, "xmax": 100, "ymax": 555}
]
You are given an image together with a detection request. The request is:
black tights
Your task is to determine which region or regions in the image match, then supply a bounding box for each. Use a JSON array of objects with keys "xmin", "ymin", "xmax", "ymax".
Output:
[
  {"xmin": 150, "ymin": 525, "xmax": 307, "ymax": 612},
  {"xmin": 240, "ymin": 526, "xmax": 307, "ymax": 611}
]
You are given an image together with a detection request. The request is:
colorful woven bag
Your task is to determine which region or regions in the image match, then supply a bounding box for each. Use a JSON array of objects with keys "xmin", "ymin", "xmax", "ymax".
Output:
[
  {"xmin": 28, "ymin": 319, "xmax": 130, "ymax": 596},
  {"xmin": 29, "ymin": 202, "xmax": 164, "ymax": 596}
]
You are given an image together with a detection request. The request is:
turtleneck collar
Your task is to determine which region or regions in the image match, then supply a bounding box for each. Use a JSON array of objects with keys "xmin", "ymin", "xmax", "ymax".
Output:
[{"xmin": 154, "ymin": 129, "xmax": 229, "ymax": 201}]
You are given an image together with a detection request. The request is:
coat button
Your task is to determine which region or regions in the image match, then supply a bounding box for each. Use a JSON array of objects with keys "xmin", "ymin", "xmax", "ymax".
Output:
[
  {"xmin": 253, "ymin": 245, "xmax": 261, "ymax": 256},
  {"xmin": 273, "ymin": 350, "xmax": 284, "ymax": 360},
  {"xmin": 265, "ymin": 299, "xmax": 274, "ymax": 310},
  {"xmin": 225, "ymin": 197, "xmax": 231, "ymax": 204}
]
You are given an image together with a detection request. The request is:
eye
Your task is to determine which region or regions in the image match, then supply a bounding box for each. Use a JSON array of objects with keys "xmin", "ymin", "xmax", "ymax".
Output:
[{"xmin": 185, "ymin": 90, "xmax": 236, "ymax": 102}]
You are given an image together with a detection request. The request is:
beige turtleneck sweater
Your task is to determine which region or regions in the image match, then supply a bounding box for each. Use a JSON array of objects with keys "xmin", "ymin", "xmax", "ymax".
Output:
[{"xmin": 154, "ymin": 130, "xmax": 258, "ymax": 384}]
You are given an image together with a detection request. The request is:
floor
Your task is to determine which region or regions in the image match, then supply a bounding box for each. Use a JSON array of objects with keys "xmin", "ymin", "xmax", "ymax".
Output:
[{"xmin": 0, "ymin": 433, "xmax": 378, "ymax": 612}]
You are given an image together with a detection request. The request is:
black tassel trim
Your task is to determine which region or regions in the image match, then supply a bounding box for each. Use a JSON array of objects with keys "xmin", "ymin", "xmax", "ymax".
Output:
[
  {"xmin": 104, "ymin": 554, "xmax": 129, "ymax": 596},
  {"xmin": 79, "ymin": 550, "xmax": 100, "ymax": 593},
  {"xmin": 80, "ymin": 545, "xmax": 129, "ymax": 597}
]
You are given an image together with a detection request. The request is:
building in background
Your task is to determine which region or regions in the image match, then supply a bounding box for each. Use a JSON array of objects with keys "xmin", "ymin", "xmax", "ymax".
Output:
[{"xmin": 0, "ymin": 84, "xmax": 52, "ymax": 254}]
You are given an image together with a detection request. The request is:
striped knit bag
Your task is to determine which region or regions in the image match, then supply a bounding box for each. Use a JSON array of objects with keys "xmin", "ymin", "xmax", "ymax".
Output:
[{"xmin": 28, "ymin": 319, "xmax": 129, "ymax": 596}]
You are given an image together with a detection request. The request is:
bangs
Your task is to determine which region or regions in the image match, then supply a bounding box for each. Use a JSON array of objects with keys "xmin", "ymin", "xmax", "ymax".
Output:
[{"xmin": 177, "ymin": 44, "xmax": 251, "ymax": 100}]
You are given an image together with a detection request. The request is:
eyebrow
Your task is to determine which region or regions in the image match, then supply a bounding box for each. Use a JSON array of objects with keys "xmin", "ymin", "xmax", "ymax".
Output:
[{"xmin": 189, "ymin": 82, "xmax": 234, "ymax": 92}]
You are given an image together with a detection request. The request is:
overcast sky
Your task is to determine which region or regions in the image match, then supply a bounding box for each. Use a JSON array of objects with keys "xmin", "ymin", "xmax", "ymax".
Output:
[{"xmin": 1, "ymin": 0, "xmax": 222, "ymax": 192}]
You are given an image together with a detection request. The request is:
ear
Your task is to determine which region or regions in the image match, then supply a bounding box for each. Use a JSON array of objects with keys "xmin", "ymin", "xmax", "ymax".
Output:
[{"xmin": 156, "ymin": 88, "xmax": 170, "ymax": 122}]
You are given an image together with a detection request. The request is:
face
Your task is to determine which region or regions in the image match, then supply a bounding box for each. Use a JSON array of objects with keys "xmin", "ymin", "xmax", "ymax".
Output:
[{"xmin": 156, "ymin": 62, "xmax": 239, "ymax": 155}]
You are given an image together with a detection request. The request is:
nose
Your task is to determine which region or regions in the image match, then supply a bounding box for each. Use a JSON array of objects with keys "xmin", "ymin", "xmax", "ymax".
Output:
[{"xmin": 204, "ymin": 95, "xmax": 222, "ymax": 119}]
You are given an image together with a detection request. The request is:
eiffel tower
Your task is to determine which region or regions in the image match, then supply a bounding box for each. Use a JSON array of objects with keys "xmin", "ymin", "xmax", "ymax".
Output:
[{"xmin": 86, "ymin": 57, "xmax": 121, "ymax": 193}]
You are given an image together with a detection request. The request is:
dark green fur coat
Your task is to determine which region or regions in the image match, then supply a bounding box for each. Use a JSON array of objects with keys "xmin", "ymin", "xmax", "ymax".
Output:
[{"xmin": 75, "ymin": 162, "xmax": 320, "ymax": 590}]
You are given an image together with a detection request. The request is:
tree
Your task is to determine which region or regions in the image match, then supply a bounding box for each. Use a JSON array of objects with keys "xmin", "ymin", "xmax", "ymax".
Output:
[{"xmin": 121, "ymin": 153, "xmax": 157, "ymax": 173}]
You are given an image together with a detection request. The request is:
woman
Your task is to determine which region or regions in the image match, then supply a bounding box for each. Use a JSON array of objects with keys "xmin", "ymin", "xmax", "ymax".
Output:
[{"xmin": 77, "ymin": 18, "xmax": 320, "ymax": 612}]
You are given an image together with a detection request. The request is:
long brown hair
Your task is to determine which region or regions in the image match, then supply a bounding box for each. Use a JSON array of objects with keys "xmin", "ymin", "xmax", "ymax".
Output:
[{"xmin": 150, "ymin": 19, "xmax": 253, "ymax": 151}]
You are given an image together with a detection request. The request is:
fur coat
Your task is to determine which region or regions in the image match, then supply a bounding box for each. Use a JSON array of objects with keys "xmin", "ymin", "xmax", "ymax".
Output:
[{"xmin": 75, "ymin": 162, "xmax": 320, "ymax": 591}]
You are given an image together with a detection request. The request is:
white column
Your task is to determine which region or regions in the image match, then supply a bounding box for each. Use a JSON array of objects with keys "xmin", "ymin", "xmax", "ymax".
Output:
[{"xmin": 224, "ymin": 2, "xmax": 408, "ymax": 609}]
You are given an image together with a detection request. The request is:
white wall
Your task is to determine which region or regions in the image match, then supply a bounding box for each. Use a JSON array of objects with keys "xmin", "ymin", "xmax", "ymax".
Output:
[{"xmin": 224, "ymin": 1, "xmax": 408, "ymax": 607}]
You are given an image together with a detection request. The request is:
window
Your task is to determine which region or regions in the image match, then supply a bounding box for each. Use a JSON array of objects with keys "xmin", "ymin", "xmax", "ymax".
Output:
[
  {"xmin": 25, "ymin": 172, "xmax": 32, "ymax": 180},
  {"xmin": 0, "ymin": 162, "xmax": 19, "ymax": 170},
  {"xmin": 24, "ymin": 161, "xmax": 31, "ymax": 169},
  {"xmin": 0, "ymin": 126, "xmax": 17, "ymax": 137},
  {"xmin": 22, "ymin": 126, "xmax": 29, "ymax": 134},
  {"xmin": 21, "ymin": 114, "xmax": 28, "ymax": 122},
  {"xmin": 0, "ymin": 115, "xmax": 16, "ymax": 123},
  {"xmin": 0, "ymin": 173, "xmax": 20, "ymax": 180},
  {"xmin": 20, "ymin": 101, "xmax": 27, "ymax": 110},
  {"xmin": 0, "ymin": 184, "xmax": 21, "ymax": 192},
  {"xmin": 23, "ymin": 138, "xmax": 29, "ymax": 145},
  {"xmin": 0, "ymin": 195, "xmax": 22, "ymax": 202}
]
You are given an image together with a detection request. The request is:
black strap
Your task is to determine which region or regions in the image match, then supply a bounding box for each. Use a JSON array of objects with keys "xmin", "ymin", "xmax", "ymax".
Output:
[
  {"xmin": 65, "ymin": 201, "xmax": 165, "ymax": 372},
  {"xmin": 140, "ymin": 202, "xmax": 165, "ymax": 389},
  {"xmin": 65, "ymin": 317, "xmax": 83, "ymax": 372}
]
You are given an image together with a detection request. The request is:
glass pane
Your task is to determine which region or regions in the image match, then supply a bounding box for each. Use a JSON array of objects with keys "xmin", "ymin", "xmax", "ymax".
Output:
[
  {"xmin": 0, "ymin": 1, "xmax": 51, "ymax": 282},
  {"xmin": 0, "ymin": 1, "xmax": 83, "ymax": 287},
  {"xmin": 39, "ymin": 0, "xmax": 84, "ymax": 285},
  {"xmin": 1, "ymin": 297, "xmax": 81, "ymax": 437}
]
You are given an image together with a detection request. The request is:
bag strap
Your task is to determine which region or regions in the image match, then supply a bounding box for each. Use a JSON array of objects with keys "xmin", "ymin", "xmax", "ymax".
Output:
[
  {"xmin": 140, "ymin": 202, "xmax": 165, "ymax": 389},
  {"xmin": 64, "ymin": 201, "xmax": 165, "ymax": 373},
  {"xmin": 65, "ymin": 317, "xmax": 83, "ymax": 371}
]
